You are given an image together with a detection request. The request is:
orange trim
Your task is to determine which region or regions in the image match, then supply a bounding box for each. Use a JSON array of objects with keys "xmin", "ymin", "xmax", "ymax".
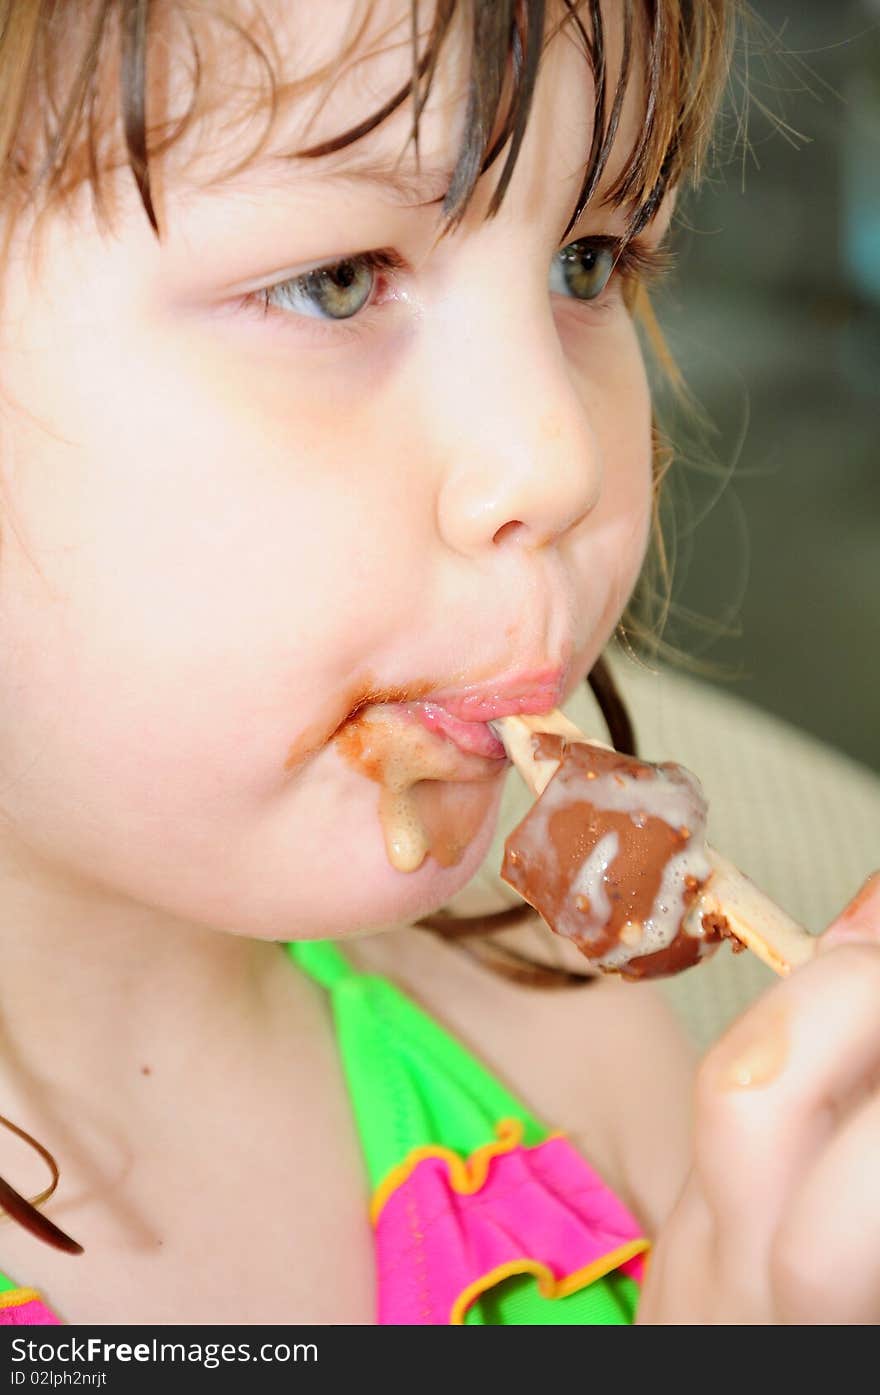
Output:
[
  {"xmin": 370, "ymin": 1118, "xmax": 565, "ymax": 1225},
  {"xmin": 0, "ymin": 1287, "xmax": 40, "ymax": 1311},
  {"xmin": 449, "ymin": 1238, "xmax": 651, "ymax": 1324}
]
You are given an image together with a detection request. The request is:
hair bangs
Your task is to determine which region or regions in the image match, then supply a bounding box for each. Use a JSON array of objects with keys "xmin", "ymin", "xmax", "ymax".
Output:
[{"xmin": 293, "ymin": 2, "xmax": 736, "ymax": 242}]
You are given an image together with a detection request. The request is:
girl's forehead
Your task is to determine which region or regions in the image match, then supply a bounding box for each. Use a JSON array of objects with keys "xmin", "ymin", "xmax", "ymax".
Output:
[{"xmin": 165, "ymin": 0, "xmax": 643, "ymax": 218}]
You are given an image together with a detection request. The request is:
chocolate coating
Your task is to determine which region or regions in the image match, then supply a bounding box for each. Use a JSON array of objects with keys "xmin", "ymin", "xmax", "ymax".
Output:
[{"xmin": 501, "ymin": 737, "xmax": 720, "ymax": 980}]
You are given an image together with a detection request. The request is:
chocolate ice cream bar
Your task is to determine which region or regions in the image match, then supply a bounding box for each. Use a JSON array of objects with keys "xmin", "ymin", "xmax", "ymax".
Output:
[{"xmin": 495, "ymin": 712, "xmax": 817, "ymax": 982}]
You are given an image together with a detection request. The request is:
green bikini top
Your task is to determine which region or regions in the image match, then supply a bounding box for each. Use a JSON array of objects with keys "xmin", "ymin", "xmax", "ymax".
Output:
[{"xmin": 286, "ymin": 939, "xmax": 648, "ymax": 1324}]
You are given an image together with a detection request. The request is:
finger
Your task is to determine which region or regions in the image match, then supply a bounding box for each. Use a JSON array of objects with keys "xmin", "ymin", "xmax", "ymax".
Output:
[
  {"xmin": 819, "ymin": 871, "xmax": 880, "ymax": 951},
  {"xmin": 636, "ymin": 1183, "xmax": 735, "ymax": 1325},
  {"xmin": 692, "ymin": 943, "xmax": 880, "ymax": 1270},
  {"xmin": 771, "ymin": 1085, "xmax": 880, "ymax": 1324}
]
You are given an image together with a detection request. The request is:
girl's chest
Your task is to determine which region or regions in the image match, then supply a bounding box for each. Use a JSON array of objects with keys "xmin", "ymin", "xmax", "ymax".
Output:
[
  {"xmin": 32, "ymin": 1187, "xmax": 377, "ymax": 1325},
  {"xmin": 2, "ymin": 1006, "xmax": 379, "ymax": 1324},
  {"xmin": 9, "ymin": 1129, "xmax": 379, "ymax": 1325}
]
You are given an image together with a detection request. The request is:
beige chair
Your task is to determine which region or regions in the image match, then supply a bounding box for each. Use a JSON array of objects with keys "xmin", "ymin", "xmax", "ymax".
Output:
[{"xmin": 441, "ymin": 651, "xmax": 880, "ymax": 1051}]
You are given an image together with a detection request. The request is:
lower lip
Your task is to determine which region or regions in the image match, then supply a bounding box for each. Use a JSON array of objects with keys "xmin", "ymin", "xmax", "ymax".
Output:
[{"xmin": 409, "ymin": 703, "xmax": 508, "ymax": 759}]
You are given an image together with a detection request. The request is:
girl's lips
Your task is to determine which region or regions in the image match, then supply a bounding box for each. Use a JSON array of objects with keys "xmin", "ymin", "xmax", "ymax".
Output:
[
  {"xmin": 407, "ymin": 703, "xmax": 509, "ymax": 759},
  {"xmin": 352, "ymin": 669, "xmax": 567, "ymax": 764},
  {"xmin": 428, "ymin": 672, "xmax": 565, "ymax": 723}
]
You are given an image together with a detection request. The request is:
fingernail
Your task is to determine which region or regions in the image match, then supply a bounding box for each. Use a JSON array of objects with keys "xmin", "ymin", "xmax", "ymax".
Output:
[{"xmin": 820, "ymin": 871, "xmax": 880, "ymax": 950}]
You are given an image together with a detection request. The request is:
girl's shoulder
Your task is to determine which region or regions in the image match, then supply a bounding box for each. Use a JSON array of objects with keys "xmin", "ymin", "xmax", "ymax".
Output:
[{"xmin": 345, "ymin": 922, "xmax": 696, "ymax": 1232}]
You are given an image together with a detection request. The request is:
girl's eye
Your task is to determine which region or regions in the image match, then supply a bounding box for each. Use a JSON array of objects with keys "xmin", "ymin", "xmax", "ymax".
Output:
[
  {"xmin": 262, "ymin": 255, "xmax": 378, "ymax": 321},
  {"xmin": 549, "ymin": 240, "xmax": 616, "ymax": 302},
  {"xmin": 243, "ymin": 237, "xmax": 663, "ymax": 336}
]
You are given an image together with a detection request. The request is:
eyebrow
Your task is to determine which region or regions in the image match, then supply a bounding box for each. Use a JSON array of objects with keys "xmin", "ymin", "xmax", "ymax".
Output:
[{"xmin": 203, "ymin": 152, "xmax": 455, "ymax": 209}]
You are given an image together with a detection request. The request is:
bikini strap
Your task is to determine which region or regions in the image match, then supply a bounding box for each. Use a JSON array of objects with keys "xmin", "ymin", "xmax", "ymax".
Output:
[{"xmin": 285, "ymin": 938, "xmax": 354, "ymax": 991}]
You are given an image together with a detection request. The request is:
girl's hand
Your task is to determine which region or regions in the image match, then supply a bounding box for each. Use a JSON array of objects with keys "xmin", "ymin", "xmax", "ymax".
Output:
[{"xmin": 637, "ymin": 871, "xmax": 880, "ymax": 1324}]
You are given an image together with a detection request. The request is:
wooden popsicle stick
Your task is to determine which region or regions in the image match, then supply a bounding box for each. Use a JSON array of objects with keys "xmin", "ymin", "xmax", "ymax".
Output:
[
  {"xmin": 492, "ymin": 712, "xmax": 818, "ymax": 978},
  {"xmin": 694, "ymin": 849, "xmax": 817, "ymax": 975},
  {"xmin": 492, "ymin": 709, "xmax": 595, "ymax": 796}
]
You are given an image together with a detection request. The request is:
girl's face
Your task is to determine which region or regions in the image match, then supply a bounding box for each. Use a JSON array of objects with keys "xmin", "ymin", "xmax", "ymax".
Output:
[{"xmin": 0, "ymin": 2, "xmax": 668, "ymax": 940}]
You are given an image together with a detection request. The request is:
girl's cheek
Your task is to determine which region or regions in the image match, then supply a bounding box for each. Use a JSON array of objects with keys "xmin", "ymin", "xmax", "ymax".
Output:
[
  {"xmin": 583, "ymin": 319, "xmax": 654, "ymax": 534},
  {"xmin": 574, "ymin": 326, "xmax": 654, "ymax": 630}
]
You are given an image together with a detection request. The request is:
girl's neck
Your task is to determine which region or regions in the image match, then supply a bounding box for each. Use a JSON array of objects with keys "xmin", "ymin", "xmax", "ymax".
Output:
[{"xmin": 0, "ymin": 836, "xmax": 314, "ymax": 1116}]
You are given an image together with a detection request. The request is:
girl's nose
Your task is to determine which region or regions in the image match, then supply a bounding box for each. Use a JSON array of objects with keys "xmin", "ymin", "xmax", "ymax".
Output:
[{"xmin": 432, "ymin": 309, "xmax": 603, "ymax": 557}]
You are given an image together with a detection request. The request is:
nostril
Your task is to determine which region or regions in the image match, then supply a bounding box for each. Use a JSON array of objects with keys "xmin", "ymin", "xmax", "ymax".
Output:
[{"xmin": 493, "ymin": 520, "xmax": 526, "ymax": 545}]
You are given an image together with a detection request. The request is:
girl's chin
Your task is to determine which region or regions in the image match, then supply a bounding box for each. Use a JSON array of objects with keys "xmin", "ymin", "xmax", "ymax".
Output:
[
  {"xmin": 358, "ymin": 770, "xmax": 509, "ymax": 929},
  {"xmin": 411, "ymin": 772, "xmax": 505, "ymax": 869}
]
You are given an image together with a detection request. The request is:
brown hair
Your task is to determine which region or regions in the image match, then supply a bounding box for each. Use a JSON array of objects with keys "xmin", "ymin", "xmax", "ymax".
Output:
[
  {"xmin": 0, "ymin": 2, "xmax": 736, "ymax": 248},
  {"xmin": 0, "ymin": 1, "xmax": 740, "ymax": 1250}
]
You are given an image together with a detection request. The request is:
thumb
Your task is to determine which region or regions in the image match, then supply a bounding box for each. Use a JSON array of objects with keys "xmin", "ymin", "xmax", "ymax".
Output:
[{"xmin": 818, "ymin": 870, "xmax": 880, "ymax": 952}]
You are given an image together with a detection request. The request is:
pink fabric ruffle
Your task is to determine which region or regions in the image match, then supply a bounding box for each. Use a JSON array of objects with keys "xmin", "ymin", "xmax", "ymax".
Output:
[
  {"xmin": 375, "ymin": 1135, "xmax": 647, "ymax": 1324},
  {"xmin": 0, "ymin": 1295, "xmax": 60, "ymax": 1325}
]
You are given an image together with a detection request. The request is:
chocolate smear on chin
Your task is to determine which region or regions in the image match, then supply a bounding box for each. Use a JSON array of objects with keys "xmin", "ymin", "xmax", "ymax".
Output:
[
  {"xmin": 335, "ymin": 705, "xmax": 499, "ymax": 872},
  {"xmin": 410, "ymin": 779, "xmax": 493, "ymax": 868}
]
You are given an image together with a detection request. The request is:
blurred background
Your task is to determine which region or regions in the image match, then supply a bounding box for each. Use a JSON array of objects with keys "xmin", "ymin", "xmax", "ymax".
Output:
[{"xmin": 646, "ymin": 0, "xmax": 880, "ymax": 773}]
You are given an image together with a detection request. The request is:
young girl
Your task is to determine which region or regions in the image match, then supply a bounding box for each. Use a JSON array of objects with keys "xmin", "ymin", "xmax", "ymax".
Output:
[{"xmin": 0, "ymin": 0, "xmax": 877, "ymax": 1327}]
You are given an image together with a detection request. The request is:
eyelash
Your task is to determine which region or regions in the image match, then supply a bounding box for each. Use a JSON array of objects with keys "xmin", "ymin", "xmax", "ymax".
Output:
[
  {"xmin": 575, "ymin": 235, "xmax": 674, "ymax": 295},
  {"xmin": 237, "ymin": 236, "xmax": 673, "ymax": 341}
]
